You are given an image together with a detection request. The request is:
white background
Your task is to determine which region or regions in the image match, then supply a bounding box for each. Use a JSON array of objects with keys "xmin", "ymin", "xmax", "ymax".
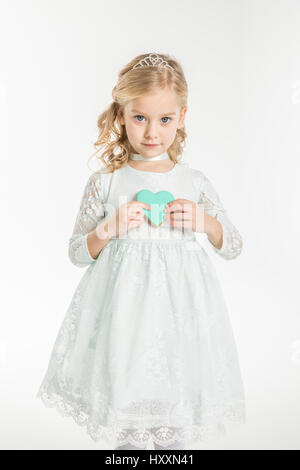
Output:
[{"xmin": 0, "ymin": 0, "xmax": 299, "ymax": 450}]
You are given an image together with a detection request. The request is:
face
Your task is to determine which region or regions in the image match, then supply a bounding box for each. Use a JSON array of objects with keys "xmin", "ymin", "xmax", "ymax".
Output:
[{"xmin": 118, "ymin": 88, "xmax": 187, "ymax": 158}]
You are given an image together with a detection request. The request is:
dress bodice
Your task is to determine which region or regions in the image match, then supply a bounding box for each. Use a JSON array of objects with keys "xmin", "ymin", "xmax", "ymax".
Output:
[
  {"xmin": 103, "ymin": 163, "xmax": 197, "ymax": 242},
  {"xmin": 68, "ymin": 162, "xmax": 243, "ymax": 267}
]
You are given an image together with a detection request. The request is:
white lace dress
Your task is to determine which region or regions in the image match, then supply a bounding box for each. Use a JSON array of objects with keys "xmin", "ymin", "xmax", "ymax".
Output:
[{"xmin": 36, "ymin": 161, "xmax": 246, "ymax": 450}]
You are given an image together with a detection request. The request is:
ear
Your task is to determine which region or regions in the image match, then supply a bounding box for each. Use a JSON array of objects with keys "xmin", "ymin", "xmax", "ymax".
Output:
[{"xmin": 177, "ymin": 106, "xmax": 187, "ymax": 129}]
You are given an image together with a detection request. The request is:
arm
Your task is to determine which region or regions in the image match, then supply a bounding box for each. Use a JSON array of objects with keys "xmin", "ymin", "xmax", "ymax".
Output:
[
  {"xmin": 204, "ymin": 213, "xmax": 223, "ymax": 250},
  {"xmin": 198, "ymin": 173, "xmax": 243, "ymax": 260},
  {"xmin": 68, "ymin": 172, "xmax": 111, "ymax": 267}
]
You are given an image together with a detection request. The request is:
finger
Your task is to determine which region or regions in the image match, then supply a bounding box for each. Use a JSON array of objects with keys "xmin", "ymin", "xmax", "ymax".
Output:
[
  {"xmin": 129, "ymin": 213, "xmax": 145, "ymax": 220},
  {"xmin": 168, "ymin": 220, "xmax": 194, "ymax": 229},
  {"xmin": 128, "ymin": 219, "xmax": 143, "ymax": 228},
  {"xmin": 128, "ymin": 202, "xmax": 151, "ymax": 211},
  {"xmin": 174, "ymin": 214, "xmax": 192, "ymax": 220},
  {"xmin": 165, "ymin": 205, "xmax": 189, "ymax": 214},
  {"xmin": 128, "ymin": 207, "xmax": 145, "ymax": 216},
  {"xmin": 165, "ymin": 202, "xmax": 189, "ymax": 210},
  {"xmin": 166, "ymin": 214, "xmax": 192, "ymax": 222},
  {"xmin": 137, "ymin": 202, "xmax": 152, "ymax": 210},
  {"xmin": 166, "ymin": 200, "xmax": 192, "ymax": 210},
  {"xmin": 129, "ymin": 214, "xmax": 144, "ymax": 221},
  {"xmin": 168, "ymin": 199, "xmax": 190, "ymax": 206},
  {"xmin": 164, "ymin": 210, "xmax": 191, "ymax": 219}
]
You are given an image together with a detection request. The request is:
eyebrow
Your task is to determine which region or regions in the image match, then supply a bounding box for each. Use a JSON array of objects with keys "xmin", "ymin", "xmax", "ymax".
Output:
[{"xmin": 131, "ymin": 109, "xmax": 177, "ymax": 116}]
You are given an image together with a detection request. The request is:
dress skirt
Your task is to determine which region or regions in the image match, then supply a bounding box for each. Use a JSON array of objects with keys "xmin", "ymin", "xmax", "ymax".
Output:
[{"xmin": 36, "ymin": 237, "xmax": 246, "ymax": 449}]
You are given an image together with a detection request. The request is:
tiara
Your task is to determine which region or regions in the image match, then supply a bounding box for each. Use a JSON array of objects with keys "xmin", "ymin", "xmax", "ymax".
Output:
[{"xmin": 131, "ymin": 53, "xmax": 175, "ymax": 72}]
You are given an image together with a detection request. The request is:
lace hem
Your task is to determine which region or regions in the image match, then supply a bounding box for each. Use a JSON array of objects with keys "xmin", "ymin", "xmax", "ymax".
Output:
[{"xmin": 36, "ymin": 386, "xmax": 246, "ymax": 450}]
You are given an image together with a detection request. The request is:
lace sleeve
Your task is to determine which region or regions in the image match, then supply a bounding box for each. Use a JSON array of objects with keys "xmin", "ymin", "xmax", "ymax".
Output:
[
  {"xmin": 198, "ymin": 173, "xmax": 243, "ymax": 260},
  {"xmin": 68, "ymin": 172, "xmax": 106, "ymax": 267}
]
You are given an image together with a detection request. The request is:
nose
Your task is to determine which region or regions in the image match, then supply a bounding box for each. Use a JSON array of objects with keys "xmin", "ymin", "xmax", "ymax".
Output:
[{"xmin": 144, "ymin": 122, "xmax": 158, "ymax": 141}]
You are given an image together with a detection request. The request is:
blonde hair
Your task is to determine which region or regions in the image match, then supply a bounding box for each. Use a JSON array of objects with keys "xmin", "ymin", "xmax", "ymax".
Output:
[{"xmin": 88, "ymin": 52, "xmax": 188, "ymax": 174}]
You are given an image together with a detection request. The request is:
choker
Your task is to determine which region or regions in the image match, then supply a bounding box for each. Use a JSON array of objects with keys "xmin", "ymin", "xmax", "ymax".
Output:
[{"xmin": 129, "ymin": 151, "xmax": 170, "ymax": 162}]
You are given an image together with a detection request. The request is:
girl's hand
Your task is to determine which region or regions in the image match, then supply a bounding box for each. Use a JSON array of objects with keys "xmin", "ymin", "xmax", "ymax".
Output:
[
  {"xmin": 104, "ymin": 201, "xmax": 152, "ymax": 238},
  {"xmin": 164, "ymin": 199, "xmax": 206, "ymax": 233}
]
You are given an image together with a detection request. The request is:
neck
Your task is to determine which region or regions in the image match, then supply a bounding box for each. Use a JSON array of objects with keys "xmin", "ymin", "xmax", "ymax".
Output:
[
  {"xmin": 129, "ymin": 150, "xmax": 171, "ymax": 162},
  {"xmin": 127, "ymin": 150, "xmax": 175, "ymax": 172}
]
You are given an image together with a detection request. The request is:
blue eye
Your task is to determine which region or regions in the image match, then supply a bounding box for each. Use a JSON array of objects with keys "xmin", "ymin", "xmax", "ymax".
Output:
[{"xmin": 133, "ymin": 115, "xmax": 172, "ymax": 124}]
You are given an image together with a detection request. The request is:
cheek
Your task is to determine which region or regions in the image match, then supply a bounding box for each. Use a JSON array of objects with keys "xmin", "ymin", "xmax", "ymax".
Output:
[
  {"xmin": 125, "ymin": 122, "xmax": 142, "ymax": 140},
  {"xmin": 165, "ymin": 125, "xmax": 178, "ymax": 140}
]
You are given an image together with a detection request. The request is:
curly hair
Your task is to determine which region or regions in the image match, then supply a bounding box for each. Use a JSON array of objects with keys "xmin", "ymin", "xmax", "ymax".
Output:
[{"xmin": 88, "ymin": 52, "xmax": 188, "ymax": 174}]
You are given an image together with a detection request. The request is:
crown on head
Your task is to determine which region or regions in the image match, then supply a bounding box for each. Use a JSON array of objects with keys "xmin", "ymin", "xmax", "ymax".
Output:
[{"xmin": 131, "ymin": 53, "xmax": 175, "ymax": 72}]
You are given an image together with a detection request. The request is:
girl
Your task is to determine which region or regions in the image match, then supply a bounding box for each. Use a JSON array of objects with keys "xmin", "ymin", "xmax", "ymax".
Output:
[{"xmin": 36, "ymin": 53, "xmax": 246, "ymax": 451}]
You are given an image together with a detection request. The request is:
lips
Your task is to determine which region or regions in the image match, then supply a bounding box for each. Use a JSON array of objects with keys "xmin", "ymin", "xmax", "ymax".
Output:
[{"xmin": 143, "ymin": 144, "xmax": 159, "ymax": 147}]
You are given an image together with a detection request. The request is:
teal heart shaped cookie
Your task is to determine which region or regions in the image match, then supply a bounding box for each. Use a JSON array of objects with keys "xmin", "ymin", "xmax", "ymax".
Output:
[{"xmin": 137, "ymin": 189, "xmax": 175, "ymax": 227}]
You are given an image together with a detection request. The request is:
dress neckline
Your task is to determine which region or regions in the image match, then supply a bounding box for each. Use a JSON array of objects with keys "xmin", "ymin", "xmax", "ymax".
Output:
[{"xmin": 126, "ymin": 162, "xmax": 178, "ymax": 175}]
